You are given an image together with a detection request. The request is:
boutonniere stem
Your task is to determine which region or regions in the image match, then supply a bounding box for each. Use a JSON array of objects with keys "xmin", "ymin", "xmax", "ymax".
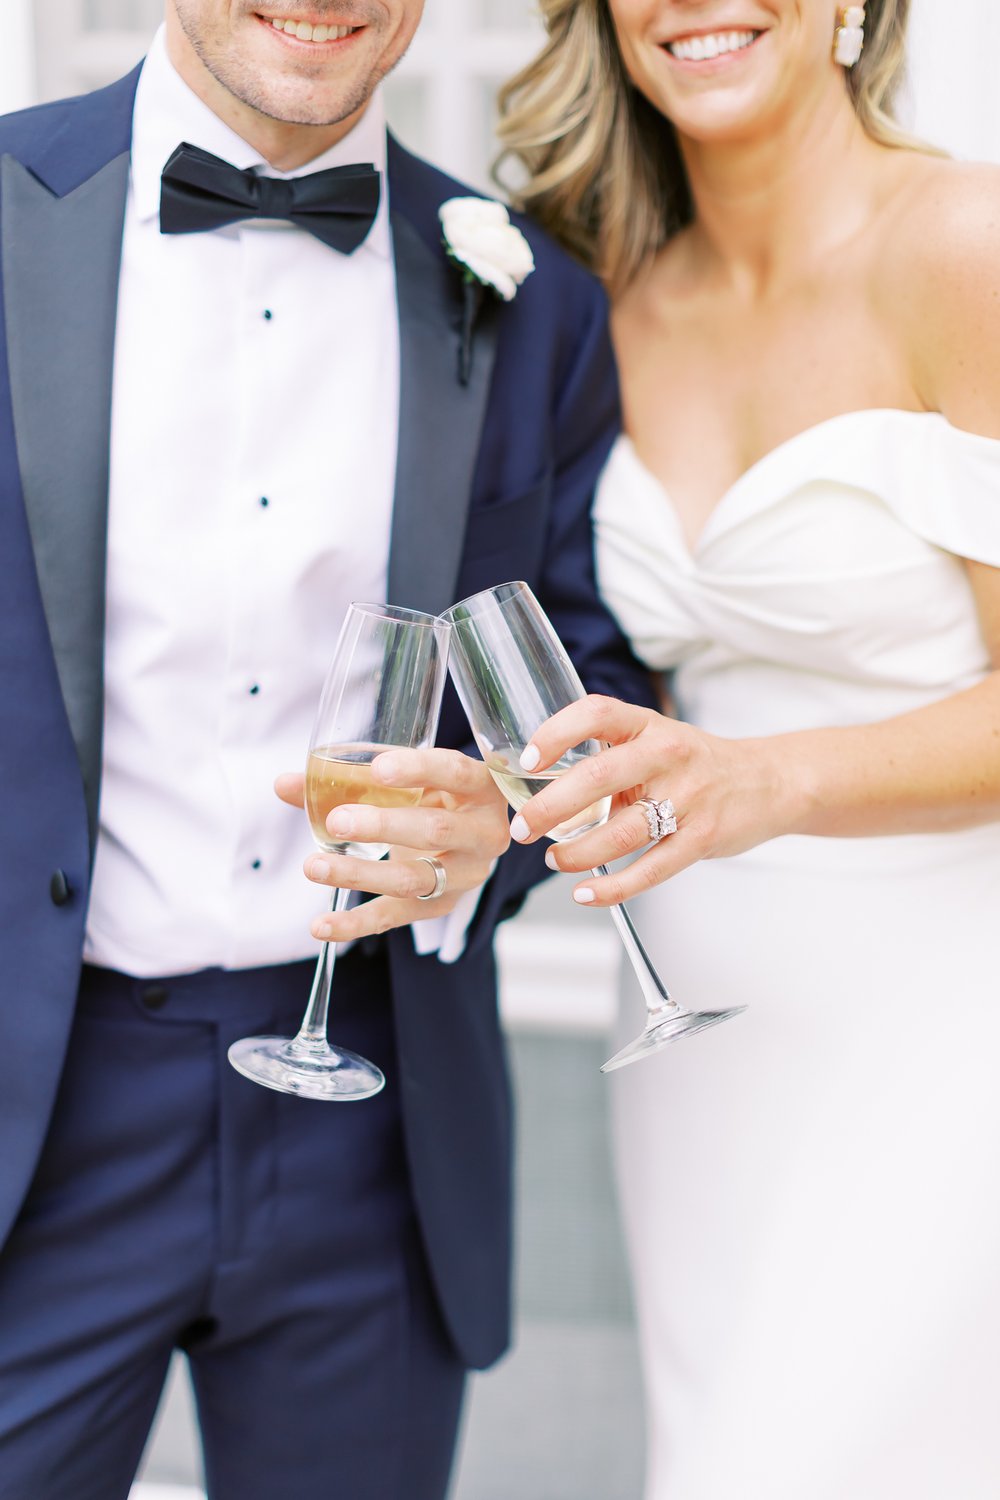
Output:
[{"xmin": 459, "ymin": 279, "xmax": 484, "ymax": 387}]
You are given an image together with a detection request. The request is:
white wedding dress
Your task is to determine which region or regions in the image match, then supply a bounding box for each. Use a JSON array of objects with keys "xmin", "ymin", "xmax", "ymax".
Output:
[{"xmin": 593, "ymin": 409, "xmax": 1000, "ymax": 1499}]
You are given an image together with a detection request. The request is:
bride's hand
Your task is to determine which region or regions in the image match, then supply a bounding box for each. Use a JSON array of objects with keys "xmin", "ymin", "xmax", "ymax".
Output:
[{"xmin": 508, "ymin": 695, "xmax": 801, "ymax": 905}]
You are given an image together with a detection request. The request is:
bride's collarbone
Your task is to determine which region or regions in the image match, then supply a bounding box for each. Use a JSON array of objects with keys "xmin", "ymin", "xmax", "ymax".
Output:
[
  {"xmin": 621, "ymin": 382, "xmax": 917, "ymax": 544},
  {"xmin": 618, "ymin": 341, "xmax": 917, "ymax": 530}
]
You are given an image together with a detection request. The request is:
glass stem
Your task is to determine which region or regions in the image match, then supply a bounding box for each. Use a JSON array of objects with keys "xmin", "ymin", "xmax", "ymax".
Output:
[
  {"xmin": 593, "ymin": 865, "xmax": 685, "ymax": 1022},
  {"xmin": 293, "ymin": 886, "xmax": 353, "ymax": 1053}
]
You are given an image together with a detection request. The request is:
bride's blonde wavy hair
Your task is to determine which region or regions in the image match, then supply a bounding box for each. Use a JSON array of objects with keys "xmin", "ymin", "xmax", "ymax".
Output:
[{"xmin": 497, "ymin": 0, "xmax": 916, "ymax": 292}]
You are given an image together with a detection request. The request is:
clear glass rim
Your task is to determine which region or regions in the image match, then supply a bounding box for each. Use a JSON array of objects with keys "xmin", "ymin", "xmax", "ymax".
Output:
[
  {"xmin": 441, "ymin": 581, "xmax": 527, "ymax": 625},
  {"xmin": 350, "ymin": 601, "xmax": 450, "ymax": 631}
]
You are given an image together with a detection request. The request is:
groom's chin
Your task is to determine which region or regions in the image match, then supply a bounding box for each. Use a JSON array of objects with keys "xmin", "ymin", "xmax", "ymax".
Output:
[{"xmin": 170, "ymin": 0, "xmax": 421, "ymax": 118}]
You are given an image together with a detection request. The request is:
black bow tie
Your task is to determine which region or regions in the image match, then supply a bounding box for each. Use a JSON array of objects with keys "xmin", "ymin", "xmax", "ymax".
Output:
[{"xmin": 159, "ymin": 142, "xmax": 381, "ymax": 254}]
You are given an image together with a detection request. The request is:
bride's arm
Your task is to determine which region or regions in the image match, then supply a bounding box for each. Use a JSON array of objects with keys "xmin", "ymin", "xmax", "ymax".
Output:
[
  {"xmin": 506, "ymin": 638, "xmax": 1000, "ymax": 908},
  {"xmin": 509, "ymin": 166, "xmax": 1000, "ymax": 906}
]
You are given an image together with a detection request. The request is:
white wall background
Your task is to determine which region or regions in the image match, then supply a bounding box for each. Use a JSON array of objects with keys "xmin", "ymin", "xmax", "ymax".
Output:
[{"xmin": 904, "ymin": 0, "xmax": 1000, "ymax": 158}]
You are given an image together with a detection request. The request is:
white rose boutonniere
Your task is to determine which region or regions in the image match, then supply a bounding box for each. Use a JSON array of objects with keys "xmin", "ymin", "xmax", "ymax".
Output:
[
  {"xmin": 439, "ymin": 197, "xmax": 535, "ymax": 385},
  {"xmin": 439, "ymin": 196, "xmax": 536, "ymax": 303}
]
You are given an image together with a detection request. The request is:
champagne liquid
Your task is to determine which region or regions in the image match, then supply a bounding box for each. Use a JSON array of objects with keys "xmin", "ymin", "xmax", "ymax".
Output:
[
  {"xmin": 306, "ymin": 744, "xmax": 423, "ymax": 858},
  {"xmin": 487, "ymin": 754, "xmax": 611, "ymax": 843}
]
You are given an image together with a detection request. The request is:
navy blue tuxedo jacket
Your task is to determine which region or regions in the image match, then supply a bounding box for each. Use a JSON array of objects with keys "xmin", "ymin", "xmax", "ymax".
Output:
[{"xmin": 0, "ymin": 69, "xmax": 652, "ymax": 1369}]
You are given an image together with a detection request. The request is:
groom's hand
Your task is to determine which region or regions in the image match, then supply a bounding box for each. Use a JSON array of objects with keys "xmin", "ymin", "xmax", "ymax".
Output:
[{"xmin": 275, "ymin": 749, "xmax": 510, "ymax": 942}]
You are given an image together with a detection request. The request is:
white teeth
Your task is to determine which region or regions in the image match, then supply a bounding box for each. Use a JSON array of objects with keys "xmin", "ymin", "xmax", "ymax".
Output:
[
  {"xmin": 269, "ymin": 17, "xmax": 356, "ymax": 41},
  {"xmin": 668, "ymin": 29, "xmax": 757, "ymax": 62}
]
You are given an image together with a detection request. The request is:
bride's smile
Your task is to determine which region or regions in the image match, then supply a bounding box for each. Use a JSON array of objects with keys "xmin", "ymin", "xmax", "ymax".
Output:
[{"xmin": 662, "ymin": 26, "xmax": 763, "ymax": 64}]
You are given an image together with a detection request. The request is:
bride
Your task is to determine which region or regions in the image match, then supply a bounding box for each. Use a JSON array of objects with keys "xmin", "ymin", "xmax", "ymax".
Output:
[{"xmin": 498, "ymin": 2, "xmax": 1000, "ymax": 1496}]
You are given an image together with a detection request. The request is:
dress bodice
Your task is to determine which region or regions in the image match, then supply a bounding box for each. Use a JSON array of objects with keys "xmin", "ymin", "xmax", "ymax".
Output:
[{"xmin": 594, "ymin": 409, "xmax": 1000, "ymax": 738}]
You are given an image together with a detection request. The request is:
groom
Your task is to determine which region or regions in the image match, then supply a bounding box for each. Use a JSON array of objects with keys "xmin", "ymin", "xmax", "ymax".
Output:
[{"xmin": 0, "ymin": 3, "xmax": 649, "ymax": 1496}]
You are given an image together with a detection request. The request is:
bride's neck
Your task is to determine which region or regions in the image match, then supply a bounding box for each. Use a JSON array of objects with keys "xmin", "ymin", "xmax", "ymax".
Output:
[{"xmin": 677, "ymin": 84, "xmax": 886, "ymax": 293}]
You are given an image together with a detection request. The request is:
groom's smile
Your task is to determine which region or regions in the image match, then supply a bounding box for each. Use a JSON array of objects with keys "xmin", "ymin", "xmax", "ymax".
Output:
[
  {"xmin": 167, "ymin": 0, "xmax": 425, "ymax": 167},
  {"xmin": 254, "ymin": 12, "xmax": 367, "ymax": 48}
]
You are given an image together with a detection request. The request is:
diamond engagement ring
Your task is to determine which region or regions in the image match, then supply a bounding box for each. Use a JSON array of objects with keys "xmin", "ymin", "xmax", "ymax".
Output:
[
  {"xmin": 637, "ymin": 796, "xmax": 678, "ymax": 842},
  {"xmin": 415, "ymin": 855, "xmax": 448, "ymax": 901}
]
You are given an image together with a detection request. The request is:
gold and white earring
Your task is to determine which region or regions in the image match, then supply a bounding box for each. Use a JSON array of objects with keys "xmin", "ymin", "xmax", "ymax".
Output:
[{"xmin": 833, "ymin": 6, "xmax": 865, "ymax": 67}]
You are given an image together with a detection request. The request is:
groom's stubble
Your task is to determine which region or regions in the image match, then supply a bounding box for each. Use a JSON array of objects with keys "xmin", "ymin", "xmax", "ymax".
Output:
[{"xmin": 166, "ymin": 0, "xmax": 425, "ymax": 165}]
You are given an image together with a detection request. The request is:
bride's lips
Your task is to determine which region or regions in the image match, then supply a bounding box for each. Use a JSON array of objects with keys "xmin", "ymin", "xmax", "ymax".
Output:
[{"xmin": 255, "ymin": 12, "xmax": 366, "ymax": 47}]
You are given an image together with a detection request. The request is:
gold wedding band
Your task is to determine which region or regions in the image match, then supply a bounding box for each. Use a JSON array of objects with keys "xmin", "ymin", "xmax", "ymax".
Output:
[{"xmin": 415, "ymin": 855, "xmax": 448, "ymax": 901}]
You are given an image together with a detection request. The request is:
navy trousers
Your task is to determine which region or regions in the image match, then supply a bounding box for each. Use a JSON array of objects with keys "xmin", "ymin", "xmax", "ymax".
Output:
[{"xmin": 0, "ymin": 949, "xmax": 466, "ymax": 1500}]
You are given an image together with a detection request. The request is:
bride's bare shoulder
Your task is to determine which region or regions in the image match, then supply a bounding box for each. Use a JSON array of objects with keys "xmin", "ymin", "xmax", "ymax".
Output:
[
  {"xmin": 878, "ymin": 156, "xmax": 1000, "ymax": 425},
  {"xmin": 884, "ymin": 155, "xmax": 1000, "ymax": 263}
]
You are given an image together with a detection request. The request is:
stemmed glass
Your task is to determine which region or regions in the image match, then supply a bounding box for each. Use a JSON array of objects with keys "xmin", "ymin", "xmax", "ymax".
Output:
[
  {"xmin": 228, "ymin": 602, "xmax": 450, "ymax": 1101},
  {"xmin": 443, "ymin": 581, "xmax": 745, "ymax": 1072}
]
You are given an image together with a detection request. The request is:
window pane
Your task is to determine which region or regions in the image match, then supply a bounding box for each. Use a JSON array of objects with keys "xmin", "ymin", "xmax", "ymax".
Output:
[
  {"xmin": 383, "ymin": 76, "xmax": 432, "ymax": 163},
  {"xmin": 83, "ymin": 0, "xmax": 161, "ymax": 27},
  {"xmin": 478, "ymin": 0, "xmax": 541, "ymax": 28},
  {"xmin": 476, "ymin": 76, "xmax": 518, "ymax": 198}
]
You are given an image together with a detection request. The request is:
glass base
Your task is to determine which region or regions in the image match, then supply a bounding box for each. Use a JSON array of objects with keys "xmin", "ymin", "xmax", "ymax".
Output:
[
  {"xmin": 228, "ymin": 1035, "xmax": 385, "ymax": 1101},
  {"xmin": 601, "ymin": 1006, "xmax": 747, "ymax": 1073}
]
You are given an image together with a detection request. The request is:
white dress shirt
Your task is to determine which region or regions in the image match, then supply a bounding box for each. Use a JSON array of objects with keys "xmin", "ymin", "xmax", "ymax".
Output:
[{"xmin": 84, "ymin": 28, "xmax": 476, "ymax": 975}]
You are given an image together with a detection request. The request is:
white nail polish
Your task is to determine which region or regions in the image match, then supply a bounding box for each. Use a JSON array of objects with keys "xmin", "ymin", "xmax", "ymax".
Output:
[
  {"xmin": 573, "ymin": 887, "xmax": 595, "ymax": 905},
  {"xmin": 544, "ymin": 848, "xmax": 559, "ymax": 870},
  {"xmin": 519, "ymin": 744, "xmax": 541, "ymax": 771},
  {"xmin": 510, "ymin": 814, "xmax": 529, "ymax": 842}
]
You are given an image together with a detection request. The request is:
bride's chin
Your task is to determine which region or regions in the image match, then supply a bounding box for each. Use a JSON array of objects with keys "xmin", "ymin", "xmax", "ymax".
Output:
[
  {"xmin": 639, "ymin": 62, "xmax": 787, "ymax": 145},
  {"xmin": 659, "ymin": 90, "xmax": 787, "ymax": 149}
]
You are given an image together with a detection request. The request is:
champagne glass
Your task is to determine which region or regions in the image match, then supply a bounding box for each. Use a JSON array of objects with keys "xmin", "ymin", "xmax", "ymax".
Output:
[
  {"xmin": 442, "ymin": 581, "xmax": 745, "ymax": 1072},
  {"xmin": 228, "ymin": 602, "xmax": 450, "ymax": 1101}
]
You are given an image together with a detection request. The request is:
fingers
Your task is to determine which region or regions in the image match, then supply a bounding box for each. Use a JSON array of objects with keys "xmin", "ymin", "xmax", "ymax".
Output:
[
  {"xmin": 306, "ymin": 848, "xmax": 479, "ymax": 902},
  {"xmin": 519, "ymin": 695, "xmax": 652, "ymax": 773},
  {"xmin": 372, "ymin": 746, "xmax": 497, "ymax": 801},
  {"xmin": 509, "ymin": 741, "xmax": 647, "ymax": 844},
  {"xmin": 277, "ymin": 750, "xmax": 494, "ymax": 814},
  {"xmin": 305, "ymin": 850, "xmax": 484, "ymax": 940},
  {"xmin": 274, "ymin": 771, "xmax": 305, "ymax": 808},
  {"xmin": 564, "ymin": 840, "xmax": 698, "ymax": 907},
  {"xmin": 312, "ymin": 892, "xmax": 453, "ymax": 943},
  {"xmin": 324, "ymin": 797, "xmax": 509, "ymax": 859},
  {"xmin": 294, "ymin": 748, "xmax": 510, "ymax": 945},
  {"xmin": 541, "ymin": 801, "xmax": 699, "ymax": 906},
  {"xmin": 543, "ymin": 799, "xmax": 655, "ymax": 871}
]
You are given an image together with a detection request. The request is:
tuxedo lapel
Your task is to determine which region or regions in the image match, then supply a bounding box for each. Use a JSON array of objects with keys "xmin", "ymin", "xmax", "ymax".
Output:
[
  {"xmin": 1, "ymin": 150, "xmax": 130, "ymax": 848},
  {"xmin": 387, "ymin": 194, "xmax": 498, "ymax": 617}
]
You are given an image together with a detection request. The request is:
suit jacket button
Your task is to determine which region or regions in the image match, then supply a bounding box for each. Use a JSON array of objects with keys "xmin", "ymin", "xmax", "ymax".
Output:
[
  {"xmin": 141, "ymin": 984, "xmax": 169, "ymax": 1011},
  {"xmin": 50, "ymin": 870, "xmax": 72, "ymax": 906}
]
